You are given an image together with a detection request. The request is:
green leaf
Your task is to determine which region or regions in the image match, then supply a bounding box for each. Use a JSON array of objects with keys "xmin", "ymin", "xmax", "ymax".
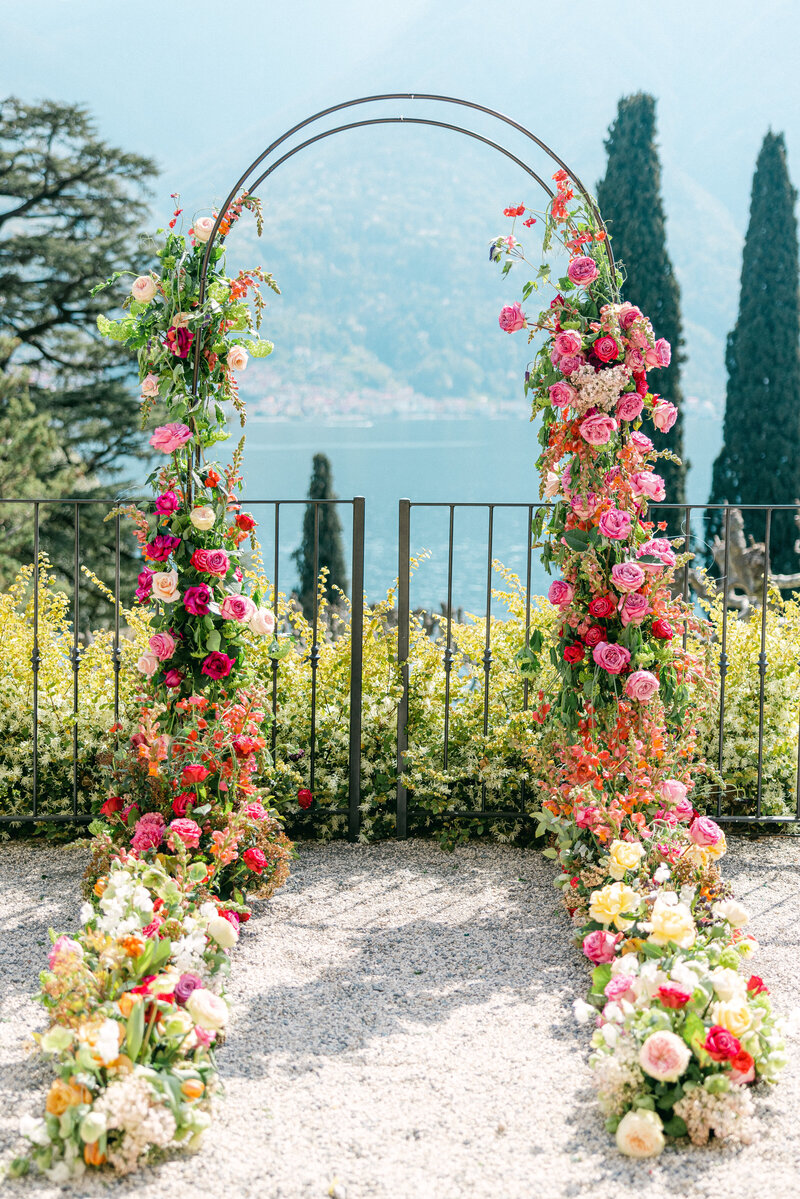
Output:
[
  {"xmin": 206, "ymin": 630, "xmax": 221, "ymax": 653},
  {"xmin": 125, "ymin": 999, "xmax": 145, "ymax": 1061},
  {"xmin": 662, "ymin": 1115, "xmax": 688, "ymax": 1138},
  {"xmin": 563, "ymin": 529, "xmax": 590, "ymax": 552},
  {"xmin": 591, "ymin": 963, "xmax": 612, "ymax": 993}
]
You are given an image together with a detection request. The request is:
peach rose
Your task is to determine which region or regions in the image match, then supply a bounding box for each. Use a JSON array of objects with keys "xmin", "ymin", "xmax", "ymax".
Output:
[
  {"xmin": 227, "ymin": 345, "xmax": 249, "ymax": 372},
  {"xmin": 136, "ymin": 651, "xmax": 159, "ymax": 677},
  {"xmin": 151, "ymin": 569, "xmax": 179, "ymax": 603},
  {"xmin": 193, "ymin": 216, "xmax": 216, "ymax": 243},
  {"xmin": 131, "ymin": 275, "xmax": 157, "ymax": 303},
  {"xmin": 638, "ymin": 1030, "xmax": 691, "ymax": 1081}
]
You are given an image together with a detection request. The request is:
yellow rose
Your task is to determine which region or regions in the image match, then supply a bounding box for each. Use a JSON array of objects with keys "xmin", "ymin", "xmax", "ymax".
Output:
[
  {"xmin": 588, "ymin": 882, "xmax": 640, "ymax": 930},
  {"xmin": 706, "ymin": 831, "xmax": 727, "ymax": 861},
  {"xmin": 608, "ymin": 839, "xmax": 646, "ymax": 881},
  {"xmin": 712, "ymin": 999, "xmax": 752, "ymax": 1037},
  {"xmin": 647, "ymin": 895, "xmax": 696, "ymax": 948}
]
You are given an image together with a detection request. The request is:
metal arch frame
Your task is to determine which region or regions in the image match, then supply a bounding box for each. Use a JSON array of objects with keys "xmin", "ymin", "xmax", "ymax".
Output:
[{"xmin": 189, "ymin": 91, "xmax": 616, "ymax": 395}]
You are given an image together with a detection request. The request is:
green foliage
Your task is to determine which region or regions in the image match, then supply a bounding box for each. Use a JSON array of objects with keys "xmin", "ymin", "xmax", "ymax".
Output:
[
  {"xmin": 597, "ymin": 93, "xmax": 686, "ymax": 508},
  {"xmin": 292, "ymin": 453, "xmax": 348, "ymax": 620},
  {"xmin": 708, "ymin": 131, "xmax": 800, "ymax": 574}
]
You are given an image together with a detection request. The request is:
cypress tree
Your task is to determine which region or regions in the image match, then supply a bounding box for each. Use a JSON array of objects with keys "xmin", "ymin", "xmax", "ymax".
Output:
[
  {"xmin": 708, "ymin": 132, "xmax": 800, "ymax": 575},
  {"xmin": 293, "ymin": 453, "xmax": 348, "ymax": 620},
  {"xmin": 596, "ymin": 93, "xmax": 686, "ymax": 510}
]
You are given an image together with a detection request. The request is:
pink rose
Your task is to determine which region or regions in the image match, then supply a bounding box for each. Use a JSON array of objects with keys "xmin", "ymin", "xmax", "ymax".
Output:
[
  {"xmin": 149, "ymin": 632, "xmax": 176, "ymax": 661},
  {"xmin": 169, "ymin": 818, "xmax": 202, "ymax": 849},
  {"xmin": 48, "ymin": 936, "xmax": 83, "ymax": 969},
  {"xmin": 554, "ymin": 330, "xmax": 582, "ymax": 358},
  {"xmin": 141, "ymin": 372, "xmax": 160, "ymax": 398},
  {"xmin": 631, "ymin": 470, "xmax": 666, "ymax": 502},
  {"xmin": 548, "ymin": 579, "xmax": 574, "ymax": 608},
  {"xmin": 598, "ymin": 507, "xmax": 632, "ymax": 540},
  {"xmin": 689, "ymin": 816, "xmax": 723, "ymax": 847},
  {"xmin": 579, "ymin": 413, "xmax": 618, "ymax": 446},
  {"xmin": 619, "ymin": 592, "xmax": 650, "ymax": 627},
  {"xmin": 618, "ymin": 303, "xmax": 643, "ymax": 331},
  {"xmin": 249, "ymin": 607, "xmax": 276, "ymax": 636},
  {"xmin": 604, "ymin": 974, "xmax": 635, "ymax": 1001},
  {"xmin": 155, "ymin": 490, "xmax": 180, "ymax": 516},
  {"xmin": 498, "ymin": 302, "xmax": 526, "ymax": 333},
  {"xmin": 659, "ymin": 779, "xmax": 688, "ymax": 805},
  {"xmin": 592, "ymin": 641, "xmax": 631, "ymax": 674},
  {"xmin": 653, "ymin": 808, "xmax": 678, "ymax": 826},
  {"xmin": 219, "ymin": 594, "xmax": 256, "ymax": 623},
  {"xmin": 136, "ymin": 651, "xmax": 160, "ymax": 677},
  {"xmin": 558, "ymin": 353, "xmax": 585, "ymax": 375},
  {"xmin": 653, "ymin": 337, "xmax": 671, "ymax": 367},
  {"xmin": 571, "ymin": 492, "xmax": 597, "ymax": 520},
  {"xmin": 227, "ymin": 345, "xmax": 249, "ymax": 372},
  {"xmin": 582, "ymin": 930, "xmax": 621, "ymax": 964},
  {"xmin": 201, "ymin": 651, "xmax": 234, "ymax": 680},
  {"xmin": 610, "ymin": 562, "xmax": 646, "ymax": 593},
  {"xmin": 639, "ymin": 1030, "xmax": 692, "ymax": 1081},
  {"xmin": 617, "ymin": 393, "xmax": 644, "ymax": 421},
  {"xmin": 131, "ymin": 275, "xmax": 157, "ymax": 303},
  {"xmin": 625, "ymin": 670, "xmax": 660, "ymax": 702},
  {"xmin": 131, "ymin": 811, "xmax": 166, "ymax": 852},
  {"xmin": 149, "ymin": 423, "xmax": 193, "ymax": 453},
  {"xmin": 652, "ymin": 402, "xmax": 678, "ymax": 433},
  {"xmin": 549, "ymin": 381, "xmax": 577, "ymax": 409},
  {"xmin": 674, "ymin": 797, "xmax": 694, "ymax": 822},
  {"xmin": 191, "ymin": 547, "xmax": 230, "ymax": 577},
  {"xmin": 638, "ymin": 538, "xmax": 676, "ymax": 570},
  {"xmin": 567, "ymin": 255, "xmax": 599, "ymax": 286},
  {"xmin": 631, "ymin": 430, "xmax": 654, "ymax": 454}
]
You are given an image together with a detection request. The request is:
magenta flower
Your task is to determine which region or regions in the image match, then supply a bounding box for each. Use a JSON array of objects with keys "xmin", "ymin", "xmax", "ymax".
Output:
[
  {"xmin": 155, "ymin": 490, "xmax": 180, "ymax": 515},
  {"xmin": 144, "ymin": 534, "xmax": 181, "ymax": 563},
  {"xmin": 184, "ymin": 584, "xmax": 212, "ymax": 615},
  {"xmin": 201, "ymin": 651, "xmax": 234, "ymax": 680},
  {"xmin": 136, "ymin": 569, "xmax": 153, "ymax": 603},
  {"xmin": 131, "ymin": 811, "xmax": 166, "ymax": 852}
]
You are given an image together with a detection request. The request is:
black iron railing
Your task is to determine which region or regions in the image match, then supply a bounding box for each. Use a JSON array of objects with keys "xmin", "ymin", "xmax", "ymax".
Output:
[{"xmin": 2, "ymin": 497, "xmax": 800, "ymax": 834}]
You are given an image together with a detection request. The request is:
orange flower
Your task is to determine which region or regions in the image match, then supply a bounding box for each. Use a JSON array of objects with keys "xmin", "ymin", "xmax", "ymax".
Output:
[
  {"xmin": 181, "ymin": 1078, "xmax": 205, "ymax": 1100},
  {"xmin": 84, "ymin": 1141, "xmax": 106, "ymax": 1167},
  {"xmin": 119, "ymin": 934, "xmax": 146, "ymax": 959},
  {"xmin": 117, "ymin": 992, "xmax": 140, "ymax": 1018}
]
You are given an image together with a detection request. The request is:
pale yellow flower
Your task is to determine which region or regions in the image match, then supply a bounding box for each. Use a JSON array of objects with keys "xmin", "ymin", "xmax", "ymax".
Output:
[
  {"xmin": 646, "ymin": 894, "xmax": 696, "ymax": 949},
  {"xmin": 607, "ymin": 839, "xmax": 646, "ymax": 881},
  {"xmin": 712, "ymin": 999, "xmax": 752, "ymax": 1037},
  {"xmin": 588, "ymin": 882, "xmax": 640, "ymax": 930}
]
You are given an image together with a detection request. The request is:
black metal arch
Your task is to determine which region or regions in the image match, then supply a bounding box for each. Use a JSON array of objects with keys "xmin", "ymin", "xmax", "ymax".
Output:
[{"xmin": 190, "ymin": 93, "xmax": 615, "ymax": 394}]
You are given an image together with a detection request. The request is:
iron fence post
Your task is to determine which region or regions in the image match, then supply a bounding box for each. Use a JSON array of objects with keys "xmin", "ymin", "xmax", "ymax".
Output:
[
  {"xmin": 396, "ymin": 499, "xmax": 411, "ymax": 838},
  {"xmin": 348, "ymin": 497, "xmax": 365, "ymax": 842}
]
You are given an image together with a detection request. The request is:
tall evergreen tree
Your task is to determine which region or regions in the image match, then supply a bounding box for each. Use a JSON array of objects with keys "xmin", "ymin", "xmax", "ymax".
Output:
[
  {"xmin": 707, "ymin": 132, "xmax": 800, "ymax": 575},
  {"xmin": 0, "ymin": 97, "xmax": 157, "ymax": 481},
  {"xmin": 597, "ymin": 93, "xmax": 686, "ymax": 509},
  {"xmin": 293, "ymin": 453, "xmax": 348, "ymax": 620}
]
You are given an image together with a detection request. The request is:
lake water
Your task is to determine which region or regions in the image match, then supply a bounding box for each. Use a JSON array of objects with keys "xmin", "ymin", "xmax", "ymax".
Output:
[{"xmin": 241, "ymin": 413, "xmax": 720, "ymax": 613}]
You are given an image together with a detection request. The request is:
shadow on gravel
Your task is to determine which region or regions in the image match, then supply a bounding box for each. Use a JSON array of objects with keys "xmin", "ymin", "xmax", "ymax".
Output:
[{"xmin": 225, "ymin": 843, "xmax": 585, "ymax": 1079}]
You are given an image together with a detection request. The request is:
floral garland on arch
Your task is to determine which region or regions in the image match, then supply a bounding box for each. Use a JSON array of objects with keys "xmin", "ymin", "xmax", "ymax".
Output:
[
  {"xmin": 493, "ymin": 180, "xmax": 786, "ymax": 1156},
  {"xmin": 11, "ymin": 197, "xmax": 294, "ymax": 1181}
]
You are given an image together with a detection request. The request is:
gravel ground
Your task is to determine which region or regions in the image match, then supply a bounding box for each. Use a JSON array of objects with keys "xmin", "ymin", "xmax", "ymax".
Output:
[{"xmin": 2, "ymin": 836, "xmax": 800, "ymax": 1199}]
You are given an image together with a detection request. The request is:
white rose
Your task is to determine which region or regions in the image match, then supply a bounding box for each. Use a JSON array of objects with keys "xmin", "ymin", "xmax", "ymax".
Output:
[
  {"xmin": 711, "ymin": 967, "xmax": 747, "ymax": 1002},
  {"xmin": 615, "ymin": 1109, "xmax": 665, "ymax": 1158},
  {"xmin": 190, "ymin": 506, "xmax": 216, "ymax": 531},
  {"xmin": 713, "ymin": 899, "xmax": 750, "ymax": 928},
  {"xmin": 79, "ymin": 1111, "xmax": 107, "ymax": 1143},
  {"xmin": 193, "ymin": 216, "xmax": 216, "ymax": 243},
  {"xmin": 249, "ymin": 607, "xmax": 276, "ymax": 637},
  {"xmin": 137, "ymin": 651, "xmax": 159, "ymax": 677},
  {"xmin": 20, "ymin": 1114, "xmax": 50, "ymax": 1145},
  {"xmin": 207, "ymin": 914, "xmax": 239, "ymax": 950},
  {"xmin": 186, "ymin": 988, "xmax": 228, "ymax": 1031},
  {"xmin": 131, "ymin": 275, "xmax": 157, "ymax": 303},
  {"xmin": 573, "ymin": 999, "xmax": 596, "ymax": 1024},
  {"xmin": 227, "ymin": 345, "xmax": 249, "ymax": 372}
]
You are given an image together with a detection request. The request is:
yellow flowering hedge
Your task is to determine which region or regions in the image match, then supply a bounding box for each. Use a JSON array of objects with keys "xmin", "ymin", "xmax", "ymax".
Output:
[{"xmin": 1, "ymin": 559, "xmax": 798, "ymax": 839}]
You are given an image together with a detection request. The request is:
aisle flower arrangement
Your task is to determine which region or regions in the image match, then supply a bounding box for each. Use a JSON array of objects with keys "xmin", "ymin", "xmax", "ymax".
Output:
[
  {"xmin": 12, "ymin": 196, "xmax": 293, "ymax": 1180},
  {"xmin": 492, "ymin": 179, "xmax": 786, "ymax": 1155}
]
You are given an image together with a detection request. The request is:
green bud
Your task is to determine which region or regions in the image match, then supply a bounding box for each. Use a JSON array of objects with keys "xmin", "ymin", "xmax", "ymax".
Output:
[{"xmin": 704, "ymin": 1074, "xmax": 730, "ymax": 1094}]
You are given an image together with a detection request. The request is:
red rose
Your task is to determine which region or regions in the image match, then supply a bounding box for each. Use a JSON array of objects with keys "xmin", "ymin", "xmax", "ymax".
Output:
[
  {"xmin": 747, "ymin": 975, "xmax": 769, "ymax": 996},
  {"xmin": 100, "ymin": 795, "xmax": 124, "ymax": 817},
  {"xmin": 563, "ymin": 643, "xmax": 585, "ymax": 664},
  {"xmin": 182, "ymin": 763, "xmax": 210, "ymax": 786},
  {"xmin": 583, "ymin": 625, "xmax": 604, "ymax": 648},
  {"xmin": 297, "ymin": 788, "xmax": 314, "ymax": 810},
  {"xmin": 651, "ymin": 619, "xmax": 674, "ymax": 640},
  {"xmin": 235, "ymin": 512, "xmax": 257, "ymax": 531},
  {"xmin": 593, "ymin": 335, "xmax": 620, "ymax": 363},
  {"xmin": 703, "ymin": 1025, "xmax": 741, "ymax": 1062},
  {"xmin": 588, "ymin": 595, "xmax": 616, "ymax": 618},
  {"xmin": 731, "ymin": 1049, "xmax": 755, "ymax": 1075},
  {"xmin": 164, "ymin": 669, "xmax": 183, "ymax": 688},
  {"xmin": 243, "ymin": 847, "xmax": 267, "ymax": 874},
  {"xmin": 656, "ymin": 984, "xmax": 692, "ymax": 1010},
  {"xmin": 172, "ymin": 792, "xmax": 193, "ymax": 818}
]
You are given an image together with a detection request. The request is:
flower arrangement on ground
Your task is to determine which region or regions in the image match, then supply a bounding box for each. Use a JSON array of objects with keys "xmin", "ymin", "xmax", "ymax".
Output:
[
  {"xmin": 11, "ymin": 195, "xmax": 293, "ymax": 1180},
  {"xmin": 492, "ymin": 179, "xmax": 786, "ymax": 1154}
]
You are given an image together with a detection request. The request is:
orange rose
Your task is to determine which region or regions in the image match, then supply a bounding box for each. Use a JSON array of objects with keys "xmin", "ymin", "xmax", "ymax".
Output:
[{"xmin": 45, "ymin": 1078, "xmax": 75, "ymax": 1116}]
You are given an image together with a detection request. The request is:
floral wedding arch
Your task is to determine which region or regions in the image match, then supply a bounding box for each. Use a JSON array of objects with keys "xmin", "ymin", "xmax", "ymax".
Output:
[{"xmin": 10, "ymin": 95, "xmax": 785, "ymax": 1180}]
